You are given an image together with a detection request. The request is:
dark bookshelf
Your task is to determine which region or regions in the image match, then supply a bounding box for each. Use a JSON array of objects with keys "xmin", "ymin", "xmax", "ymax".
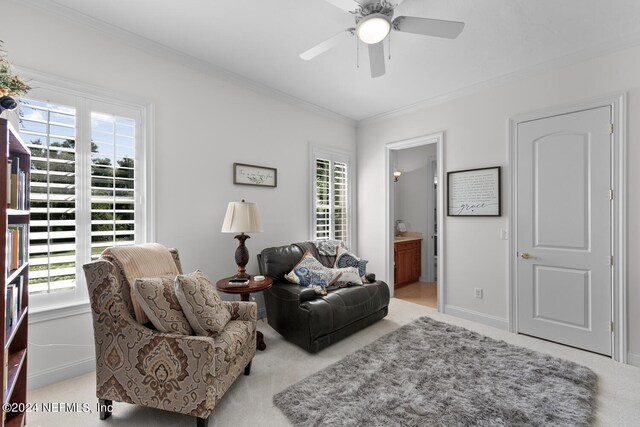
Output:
[{"xmin": 1, "ymin": 117, "xmax": 30, "ymax": 427}]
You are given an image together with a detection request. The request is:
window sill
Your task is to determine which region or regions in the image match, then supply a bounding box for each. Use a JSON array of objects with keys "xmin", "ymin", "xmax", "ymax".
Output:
[{"xmin": 29, "ymin": 300, "xmax": 91, "ymax": 324}]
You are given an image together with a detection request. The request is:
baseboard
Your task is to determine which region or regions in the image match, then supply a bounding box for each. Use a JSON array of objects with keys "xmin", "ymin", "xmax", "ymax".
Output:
[
  {"xmin": 627, "ymin": 352, "xmax": 640, "ymax": 367},
  {"xmin": 444, "ymin": 304, "xmax": 510, "ymax": 331},
  {"xmin": 28, "ymin": 356, "xmax": 96, "ymax": 391}
]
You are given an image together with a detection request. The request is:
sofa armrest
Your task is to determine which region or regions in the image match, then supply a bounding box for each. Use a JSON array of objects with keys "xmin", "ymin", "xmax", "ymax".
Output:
[
  {"xmin": 267, "ymin": 281, "xmax": 319, "ymax": 303},
  {"xmin": 299, "ymin": 287, "xmax": 318, "ymax": 303},
  {"xmin": 223, "ymin": 301, "xmax": 257, "ymax": 322}
]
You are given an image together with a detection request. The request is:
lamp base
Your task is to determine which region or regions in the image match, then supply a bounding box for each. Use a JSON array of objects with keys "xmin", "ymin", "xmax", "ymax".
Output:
[{"xmin": 234, "ymin": 234, "xmax": 250, "ymax": 278}]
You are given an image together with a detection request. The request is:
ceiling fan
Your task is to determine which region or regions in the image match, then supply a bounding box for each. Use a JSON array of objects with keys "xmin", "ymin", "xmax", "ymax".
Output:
[{"xmin": 300, "ymin": 0, "xmax": 465, "ymax": 78}]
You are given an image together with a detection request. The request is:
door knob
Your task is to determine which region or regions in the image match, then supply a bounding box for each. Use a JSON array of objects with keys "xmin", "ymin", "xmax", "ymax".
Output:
[{"xmin": 520, "ymin": 252, "xmax": 530, "ymax": 259}]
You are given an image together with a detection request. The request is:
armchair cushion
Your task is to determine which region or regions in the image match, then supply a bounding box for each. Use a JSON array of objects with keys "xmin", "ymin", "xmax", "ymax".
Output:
[
  {"xmin": 132, "ymin": 275, "xmax": 193, "ymax": 335},
  {"xmin": 175, "ymin": 271, "xmax": 232, "ymax": 337}
]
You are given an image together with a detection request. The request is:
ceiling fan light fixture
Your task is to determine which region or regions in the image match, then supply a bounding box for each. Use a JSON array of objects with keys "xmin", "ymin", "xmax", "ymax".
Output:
[{"xmin": 356, "ymin": 13, "xmax": 391, "ymax": 44}]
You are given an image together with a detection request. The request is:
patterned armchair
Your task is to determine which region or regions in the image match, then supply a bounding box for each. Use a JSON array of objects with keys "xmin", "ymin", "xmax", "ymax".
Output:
[{"xmin": 83, "ymin": 248, "xmax": 256, "ymax": 427}]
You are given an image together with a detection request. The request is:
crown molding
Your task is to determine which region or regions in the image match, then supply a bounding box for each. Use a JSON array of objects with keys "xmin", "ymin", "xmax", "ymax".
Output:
[
  {"xmin": 17, "ymin": 0, "xmax": 356, "ymax": 127},
  {"xmin": 16, "ymin": 0, "xmax": 640, "ymax": 129},
  {"xmin": 357, "ymin": 30, "xmax": 640, "ymax": 127}
]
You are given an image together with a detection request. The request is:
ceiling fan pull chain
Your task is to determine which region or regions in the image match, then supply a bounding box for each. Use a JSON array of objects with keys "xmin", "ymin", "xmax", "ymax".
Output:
[
  {"xmin": 388, "ymin": 31, "xmax": 392, "ymax": 60},
  {"xmin": 356, "ymin": 37, "xmax": 360, "ymax": 69}
]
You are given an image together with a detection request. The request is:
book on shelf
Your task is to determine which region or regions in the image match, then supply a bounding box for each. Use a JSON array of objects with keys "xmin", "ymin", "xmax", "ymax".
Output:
[
  {"xmin": 7, "ymin": 156, "xmax": 27, "ymax": 210},
  {"xmin": 11, "ymin": 282, "xmax": 18, "ymax": 327},
  {"xmin": 6, "ymin": 283, "xmax": 15, "ymax": 331},
  {"xmin": 6, "ymin": 159, "xmax": 11, "ymax": 208},
  {"xmin": 18, "ymin": 169, "xmax": 26, "ymax": 210},
  {"xmin": 6, "ymin": 224, "xmax": 27, "ymax": 274},
  {"xmin": 9, "ymin": 156, "xmax": 19, "ymax": 209},
  {"xmin": 3, "ymin": 348, "xmax": 7, "ymax": 396},
  {"xmin": 4, "ymin": 278, "xmax": 21, "ymax": 332}
]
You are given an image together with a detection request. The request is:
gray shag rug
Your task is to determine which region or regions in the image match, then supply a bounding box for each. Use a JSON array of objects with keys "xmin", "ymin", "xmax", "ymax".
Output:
[{"xmin": 273, "ymin": 317, "xmax": 597, "ymax": 426}]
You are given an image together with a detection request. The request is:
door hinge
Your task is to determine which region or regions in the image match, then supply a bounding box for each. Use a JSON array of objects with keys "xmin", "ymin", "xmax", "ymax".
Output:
[
  {"xmin": 609, "ymin": 255, "xmax": 614, "ymax": 266},
  {"xmin": 609, "ymin": 189, "xmax": 614, "ymax": 200},
  {"xmin": 610, "ymin": 321, "xmax": 614, "ymax": 332},
  {"xmin": 609, "ymin": 123, "xmax": 614, "ymax": 134}
]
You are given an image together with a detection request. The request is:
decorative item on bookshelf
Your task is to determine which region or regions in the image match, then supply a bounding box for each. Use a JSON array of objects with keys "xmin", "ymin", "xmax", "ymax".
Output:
[{"xmin": 0, "ymin": 40, "xmax": 30, "ymax": 115}]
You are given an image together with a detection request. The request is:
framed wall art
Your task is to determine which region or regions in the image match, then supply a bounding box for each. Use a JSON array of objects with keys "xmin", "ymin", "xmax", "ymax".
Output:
[
  {"xmin": 233, "ymin": 163, "xmax": 277, "ymax": 187},
  {"xmin": 447, "ymin": 166, "xmax": 501, "ymax": 216}
]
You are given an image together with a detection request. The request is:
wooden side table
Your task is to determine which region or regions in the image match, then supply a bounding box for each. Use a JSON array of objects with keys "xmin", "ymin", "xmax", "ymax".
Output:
[{"xmin": 216, "ymin": 276, "xmax": 273, "ymax": 351}]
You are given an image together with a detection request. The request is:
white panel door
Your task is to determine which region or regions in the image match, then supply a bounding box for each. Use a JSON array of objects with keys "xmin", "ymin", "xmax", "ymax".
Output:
[{"xmin": 516, "ymin": 106, "xmax": 612, "ymax": 356}]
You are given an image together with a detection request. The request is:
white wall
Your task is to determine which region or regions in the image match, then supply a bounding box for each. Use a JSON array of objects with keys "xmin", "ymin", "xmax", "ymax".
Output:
[
  {"xmin": 3, "ymin": 1, "xmax": 356, "ymax": 388},
  {"xmin": 357, "ymin": 44, "xmax": 640, "ymax": 364}
]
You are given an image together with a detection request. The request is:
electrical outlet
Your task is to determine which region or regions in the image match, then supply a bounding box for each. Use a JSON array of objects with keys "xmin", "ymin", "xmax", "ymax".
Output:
[{"xmin": 474, "ymin": 288, "xmax": 483, "ymax": 299}]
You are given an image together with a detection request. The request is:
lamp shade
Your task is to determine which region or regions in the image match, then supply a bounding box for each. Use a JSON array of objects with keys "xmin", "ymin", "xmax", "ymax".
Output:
[{"xmin": 221, "ymin": 201, "xmax": 263, "ymax": 233}]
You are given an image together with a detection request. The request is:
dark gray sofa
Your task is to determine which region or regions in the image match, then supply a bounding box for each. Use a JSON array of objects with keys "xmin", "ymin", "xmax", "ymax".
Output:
[{"xmin": 257, "ymin": 243, "xmax": 390, "ymax": 353}]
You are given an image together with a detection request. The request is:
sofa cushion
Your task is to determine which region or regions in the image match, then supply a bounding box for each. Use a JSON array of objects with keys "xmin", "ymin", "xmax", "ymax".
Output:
[
  {"xmin": 285, "ymin": 251, "xmax": 342, "ymax": 290},
  {"xmin": 301, "ymin": 281, "xmax": 390, "ymax": 340},
  {"xmin": 132, "ymin": 275, "xmax": 193, "ymax": 335},
  {"xmin": 334, "ymin": 246, "xmax": 368, "ymax": 279},
  {"xmin": 174, "ymin": 270, "xmax": 231, "ymax": 337}
]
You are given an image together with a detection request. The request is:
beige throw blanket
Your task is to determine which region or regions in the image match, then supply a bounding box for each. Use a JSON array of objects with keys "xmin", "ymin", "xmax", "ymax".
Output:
[{"xmin": 103, "ymin": 243, "xmax": 180, "ymax": 323}]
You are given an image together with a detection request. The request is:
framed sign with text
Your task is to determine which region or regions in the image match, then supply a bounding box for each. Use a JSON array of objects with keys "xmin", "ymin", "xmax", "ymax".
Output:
[
  {"xmin": 233, "ymin": 163, "xmax": 277, "ymax": 187},
  {"xmin": 447, "ymin": 166, "xmax": 501, "ymax": 216}
]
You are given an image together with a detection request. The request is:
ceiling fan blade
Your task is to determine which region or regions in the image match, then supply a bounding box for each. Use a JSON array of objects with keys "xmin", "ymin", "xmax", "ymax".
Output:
[
  {"xmin": 368, "ymin": 41, "xmax": 385, "ymax": 78},
  {"xmin": 300, "ymin": 29, "xmax": 354, "ymax": 61},
  {"xmin": 393, "ymin": 16, "xmax": 465, "ymax": 39},
  {"xmin": 323, "ymin": 0, "xmax": 361, "ymax": 13}
]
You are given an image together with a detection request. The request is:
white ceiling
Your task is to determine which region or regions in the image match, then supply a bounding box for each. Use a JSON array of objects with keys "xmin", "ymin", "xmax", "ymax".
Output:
[{"xmin": 36, "ymin": 0, "xmax": 640, "ymax": 121}]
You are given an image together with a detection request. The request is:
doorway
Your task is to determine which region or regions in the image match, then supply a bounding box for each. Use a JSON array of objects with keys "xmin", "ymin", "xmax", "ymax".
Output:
[
  {"xmin": 509, "ymin": 95, "xmax": 627, "ymax": 361},
  {"xmin": 386, "ymin": 133, "xmax": 445, "ymax": 311}
]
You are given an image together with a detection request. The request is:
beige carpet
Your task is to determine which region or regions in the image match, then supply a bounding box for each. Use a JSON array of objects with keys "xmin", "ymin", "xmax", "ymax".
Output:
[{"xmin": 27, "ymin": 298, "xmax": 640, "ymax": 426}]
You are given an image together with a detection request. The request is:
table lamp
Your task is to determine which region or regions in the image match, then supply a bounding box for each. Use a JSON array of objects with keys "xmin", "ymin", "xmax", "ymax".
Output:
[{"xmin": 221, "ymin": 199, "xmax": 263, "ymax": 278}]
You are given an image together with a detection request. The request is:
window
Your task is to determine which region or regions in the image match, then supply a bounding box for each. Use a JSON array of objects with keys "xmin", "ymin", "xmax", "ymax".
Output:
[
  {"xmin": 17, "ymin": 84, "xmax": 150, "ymax": 308},
  {"xmin": 311, "ymin": 145, "xmax": 353, "ymax": 247},
  {"xmin": 21, "ymin": 99, "xmax": 78, "ymax": 294}
]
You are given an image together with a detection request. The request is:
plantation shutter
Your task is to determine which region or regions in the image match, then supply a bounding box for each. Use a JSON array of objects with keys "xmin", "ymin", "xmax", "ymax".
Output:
[
  {"xmin": 312, "ymin": 148, "xmax": 351, "ymax": 247},
  {"xmin": 19, "ymin": 99, "xmax": 77, "ymax": 294},
  {"xmin": 90, "ymin": 113, "xmax": 136, "ymax": 258},
  {"xmin": 315, "ymin": 158, "xmax": 331, "ymax": 240},
  {"xmin": 333, "ymin": 161, "xmax": 348, "ymax": 242}
]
